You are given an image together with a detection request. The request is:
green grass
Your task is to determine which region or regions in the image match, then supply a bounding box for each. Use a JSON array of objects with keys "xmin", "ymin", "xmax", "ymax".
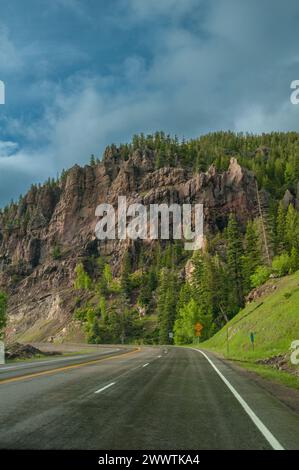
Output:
[
  {"xmin": 201, "ymin": 272, "xmax": 299, "ymax": 389},
  {"xmin": 237, "ymin": 362, "xmax": 299, "ymax": 390}
]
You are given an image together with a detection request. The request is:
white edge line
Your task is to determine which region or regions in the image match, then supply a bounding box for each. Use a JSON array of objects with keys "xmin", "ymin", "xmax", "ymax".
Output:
[
  {"xmin": 142, "ymin": 363, "xmax": 149, "ymax": 367},
  {"xmin": 192, "ymin": 348, "xmax": 284, "ymax": 451},
  {"xmin": 94, "ymin": 382, "xmax": 116, "ymax": 394}
]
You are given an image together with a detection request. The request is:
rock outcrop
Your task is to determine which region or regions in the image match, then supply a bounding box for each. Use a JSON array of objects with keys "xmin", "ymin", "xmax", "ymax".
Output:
[{"xmin": 0, "ymin": 150, "xmax": 260, "ymax": 342}]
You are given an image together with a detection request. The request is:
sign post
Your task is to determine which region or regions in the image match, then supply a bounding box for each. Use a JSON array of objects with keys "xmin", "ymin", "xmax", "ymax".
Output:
[
  {"xmin": 0, "ymin": 341, "xmax": 4, "ymax": 365},
  {"xmin": 194, "ymin": 322, "xmax": 203, "ymax": 343},
  {"xmin": 226, "ymin": 326, "xmax": 229, "ymax": 356},
  {"xmin": 250, "ymin": 332, "xmax": 255, "ymax": 351}
]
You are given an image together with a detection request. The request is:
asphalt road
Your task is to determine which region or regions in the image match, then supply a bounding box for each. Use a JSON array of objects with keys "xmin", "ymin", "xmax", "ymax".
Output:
[{"xmin": 0, "ymin": 346, "xmax": 298, "ymax": 450}]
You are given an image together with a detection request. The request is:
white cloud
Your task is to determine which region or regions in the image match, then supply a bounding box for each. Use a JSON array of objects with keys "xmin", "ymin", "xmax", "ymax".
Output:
[
  {"xmin": 0, "ymin": 25, "xmax": 22, "ymax": 70},
  {"xmin": 234, "ymin": 101, "xmax": 299, "ymax": 134}
]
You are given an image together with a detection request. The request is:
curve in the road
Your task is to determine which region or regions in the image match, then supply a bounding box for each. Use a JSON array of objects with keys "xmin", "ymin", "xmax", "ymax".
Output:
[{"xmin": 0, "ymin": 347, "xmax": 141, "ymax": 386}]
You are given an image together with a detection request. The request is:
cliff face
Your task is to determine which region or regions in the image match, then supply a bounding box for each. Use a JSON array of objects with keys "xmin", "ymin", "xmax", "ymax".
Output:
[{"xmin": 0, "ymin": 149, "xmax": 259, "ymax": 342}]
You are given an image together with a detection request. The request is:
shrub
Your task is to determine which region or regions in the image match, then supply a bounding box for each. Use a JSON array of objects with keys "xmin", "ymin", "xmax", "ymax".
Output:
[
  {"xmin": 271, "ymin": 253, "xmax": 292, "ymax": 277},
  {"xmin": 74, "ymin": 263, "xmax": 92, "ymax": 290},
  {"xmin": 129, "ymin": 271, "xmax": 143, "ymax": 289},
  {"xmin": 74, "ymin": 305, "xmax": 95, "ymax": 323},
  {"xmin": 52, "ymin": 245, "xmax": 62, "ymax": 260},
  {"xmin": 250, "ymin": 265, "xmax": 271, "ymax": 288}
]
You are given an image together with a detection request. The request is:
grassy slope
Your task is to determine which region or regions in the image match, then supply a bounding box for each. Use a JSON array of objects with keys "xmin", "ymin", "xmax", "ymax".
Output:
[{"xmin": 201, "ymin": 272, "xmax": 299, "ymax": 389}]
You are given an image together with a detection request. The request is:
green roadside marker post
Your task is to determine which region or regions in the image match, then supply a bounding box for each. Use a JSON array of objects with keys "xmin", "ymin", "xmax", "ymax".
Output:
[
  {"xmin": 250, "ymin": 332, "xmax": 255, "ymax": 351},
  {"xmin": 226, "ymin": 327, "xmax": 229, "ymax": 356}
]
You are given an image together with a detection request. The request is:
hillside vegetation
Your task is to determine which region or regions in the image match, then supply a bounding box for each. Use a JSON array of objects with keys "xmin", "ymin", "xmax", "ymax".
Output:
[{"xmin": 201, "ymin": 272, "xmax": 299, "ymax": 387}]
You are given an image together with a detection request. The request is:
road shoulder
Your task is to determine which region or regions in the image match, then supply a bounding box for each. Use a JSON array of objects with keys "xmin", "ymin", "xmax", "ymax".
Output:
[{"xmin": 200, "ymin": 348, "xmax": 299, "ymax": 416}]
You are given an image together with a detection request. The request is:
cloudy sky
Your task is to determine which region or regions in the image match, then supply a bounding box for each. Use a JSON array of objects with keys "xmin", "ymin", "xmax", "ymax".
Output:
[{"xmin": 0, "ymin": 0, "xmax": 299, "ymax": 206}]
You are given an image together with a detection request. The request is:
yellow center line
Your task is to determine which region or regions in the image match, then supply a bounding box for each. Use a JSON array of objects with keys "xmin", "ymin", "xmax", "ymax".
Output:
[{"xmin": 0, "ymin": 347, "xmax": 141, "ymax": 386}]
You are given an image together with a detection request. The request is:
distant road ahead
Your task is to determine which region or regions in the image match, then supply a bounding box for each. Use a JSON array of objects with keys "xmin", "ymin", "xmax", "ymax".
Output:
[{"xmin": 0, "ymin": 346, "xmax": 298, "ymax": 450}]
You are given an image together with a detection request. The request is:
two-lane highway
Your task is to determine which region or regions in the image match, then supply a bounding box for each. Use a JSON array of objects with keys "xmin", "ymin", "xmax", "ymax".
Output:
[{"xmin": 0, "ymin": 346, "xmax": 298, "ymax": 450}]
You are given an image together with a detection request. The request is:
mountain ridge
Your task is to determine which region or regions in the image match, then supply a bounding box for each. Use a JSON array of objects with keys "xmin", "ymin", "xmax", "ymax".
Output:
[{"xmin": 0, "ymin": 146, "xmax": 261, "ymax": 343}]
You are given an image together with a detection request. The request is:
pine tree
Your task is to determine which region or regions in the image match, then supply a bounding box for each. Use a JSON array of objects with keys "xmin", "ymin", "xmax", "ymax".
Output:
[
  {"xmin": 226, "ymin": 213, "xmax": 245, "ymax": 309},
  {"xmin": 285, "ymin": 204, "xmax": 299, "ymax": 253},
  {"xmin": 191, "ymin": 251, "xmax": 205, "ymax": 305},
  {"xmin": 89, "ymin": 154, "xmax": 96, "ymax": 166},
  {"xmin": 103, "ymin": 264, "xmax": 112, "ymax": 288},
  {"xmin": 156, "ymin": 268, "xmax": 168, "ymax": 343},
  {"xmin": 98, "ymin": 296, "xmax": 107, "ymax": 320},
  {"xmin": 138, "ymin": 245, "xmax": 145, "ymax": 272},
  {"xmin": 88, "ymin": 317, "xmax": 101, "ymax": 344},
  {"xmin": 276, "ymin": 202, "xmax": 286, "ymax": 254},
  {"xmin": 157, "ymin": 268, "xmax": 178, "ymax": 344},
  {"xmin": 290, "ymin": 247, "xmax": 299, "ymax": 273},
  {"xmin": 242, "ymin": 220, "xmax": 262, "ymax": 292},
  {"xmin": 0, "ymin": 291, "xmax": 7, "ymax": 339},
  {"xmin": 154, "ymin": 242, "xmax": 162, "ymax": 273},
  {"xmin": 74, "ymin": 263, "xmax": 92, "ymax": 290},
  {"xmin": 176, "ymin": 282, "xmax": 193, "ymax": 313},
  {"xmin": 121, "ymin": 251, "xmax": 132, "ymax": 297},
  {"xmin": 138, "ymin": 268, "xmax": 157, "ymax": 308},
  {"xmin": 200, "ymin": 255, "xmax": 214, "ymax": 315},
  {"xmin": 210, "ymin": 254, "xmax": 230, "ymax": 323},
  {"xmin": 294, "ymin": 149, "xmax": 299, "ymax": 181},
  {"xmin": 162, "ymin": 243, "xmax": 173, "ymax": 268}
]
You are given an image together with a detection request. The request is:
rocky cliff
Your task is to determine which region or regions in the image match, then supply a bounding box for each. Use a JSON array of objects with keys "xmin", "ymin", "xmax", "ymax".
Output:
[{"xmin": 0, "ymin": 148, "xmax": 261, "ymax": 342}]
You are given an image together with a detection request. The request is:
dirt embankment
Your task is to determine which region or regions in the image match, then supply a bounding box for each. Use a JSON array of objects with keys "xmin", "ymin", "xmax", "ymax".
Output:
[{"xmin": 5, "ymin": 342, "xmax": 62, "ymax": 360}]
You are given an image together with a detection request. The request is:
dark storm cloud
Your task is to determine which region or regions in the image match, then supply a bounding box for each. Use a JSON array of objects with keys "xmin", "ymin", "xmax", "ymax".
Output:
[{"xmin": 0, "ymin": 0, "xmax": 299, "ymax": 206}]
